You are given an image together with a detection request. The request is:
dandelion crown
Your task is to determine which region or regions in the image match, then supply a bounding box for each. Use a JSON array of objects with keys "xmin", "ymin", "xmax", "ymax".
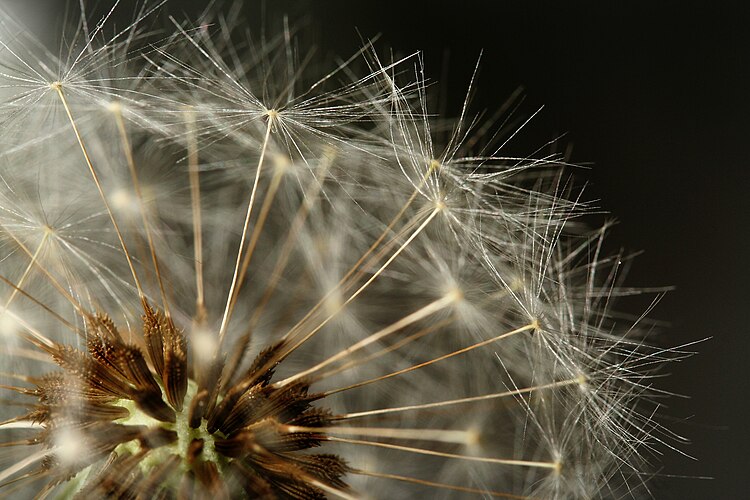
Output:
[{"xmin": 0, "ymin": 2, "xmax": 686, "ymax": 498}]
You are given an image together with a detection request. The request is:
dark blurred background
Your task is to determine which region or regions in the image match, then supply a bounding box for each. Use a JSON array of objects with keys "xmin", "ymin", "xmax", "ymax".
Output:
[{"xmin": 4, "ymin": 0, "xmax": 748, "ymax": 497}]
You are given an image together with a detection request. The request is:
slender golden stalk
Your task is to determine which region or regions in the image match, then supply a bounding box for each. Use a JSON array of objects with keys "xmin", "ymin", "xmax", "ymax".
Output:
[
  {"xmin": 218, "ymin": 113, "xmax": 275, "ymax": 344},
  {"xmin": 53, "ymin": 83, "xmax": 146, "ymax": 302}
]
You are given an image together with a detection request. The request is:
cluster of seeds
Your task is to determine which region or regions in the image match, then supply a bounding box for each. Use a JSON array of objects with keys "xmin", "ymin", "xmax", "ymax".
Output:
[
  {"xmin": 0, "ymin": 2, "xmax": 683, "ymax": 498},
  {"xmin": 14, "ymin": 304, "xmax": 345, "ymax": 498}
]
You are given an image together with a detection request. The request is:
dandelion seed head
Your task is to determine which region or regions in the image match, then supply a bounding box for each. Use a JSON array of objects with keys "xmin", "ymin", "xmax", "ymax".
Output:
[{"xmin": 0, "ymin": 2, "xmax": 689, "ymax": 498}]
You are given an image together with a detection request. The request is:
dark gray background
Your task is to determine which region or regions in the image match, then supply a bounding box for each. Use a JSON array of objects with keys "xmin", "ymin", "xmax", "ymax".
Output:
[{"xmin": 4, "ymin": 1, "xmax": 747, "ymax": 497}]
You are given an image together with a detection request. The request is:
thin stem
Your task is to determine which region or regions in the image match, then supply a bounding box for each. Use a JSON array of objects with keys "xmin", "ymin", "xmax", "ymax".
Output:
[
  {"xmin": 279, "ymin": 209, "xmax": 425, "ymax": 346},
  {"xmin": 0, "ymin": 421, "xmax": 43, "ymax": 430},
  {"xmin": 0, "ymin": 271, "xmax": 77, "ymax": 332},
  {"xmin": 277, "ymin": 163, "xmax": 436, "ymax": 347},
  {"xmin": 0, "ymin": 346, "xmax": 53, "ymax": 363},
  {"xmin": 316, "ymin": 318, "xmax": 452, "ymax": 381},
  {"xmin": 219, "ymin": 160, "xmax": 332, "ymax": 390},
  {"xmin": 280, "ymin": 206, "xmax": 442, "ymax": 361},
  {"xmin": 323, "ymin": 322, "xmax": 536, "ymax": 395},
  {"xmin": 246, "ymin": 155, "xmax": 332, "ymax": 329},
  {"xmin": 275, "ymin": 292, "xmax": 457, "ymax": 387},
  {"xmin": 228, "ymin": 158, "xmax": 286, "ymax": 320},
  {"xmin": 112, "ymin": 103, "xmax": 170, "ymax": 316},
  {"xmin": 53, "ymin": 83, "xmax": 145, "ymax": 300},
  {"xmin": 337, "ymin": 377, "xmax": 583, "ymax": 420},
  {"xmin": 329, "ymin": 437, "xmax": 560, "ymax": 470},
  {"xmin": 316, "ymin": 287, "xmax": 518, "ymax": 382},
  {"xmin": 2, "ymin": 306, "xmax": 55, "ymax": 348},
  {"xmin": 187, "ymin": 109, "xmax": 206, "ymax": 323},
  {"xmin": 343, "ymin": 206, "xmax": 442, "ymax": 306},
  {"xmin": 284, "ymin": 425, "xmax": 473, "ymax": 444},
  {"xmin": 2, "ymin": 232, "xmax": 48, "ymax": 311},
  {"xmin": 218, "ymin": 113, "xmax": 275, "ymax": 345},
  {"xmin": 0, "ymin": 222, "xmax": 86, "ymax": 318},
  {"xmin": 352, "ymin": 469, "xmax": 535, "ymax": 499},
  {"xmin": 0, "ymin": 448, "xmax": 51, "ymax": 484}
]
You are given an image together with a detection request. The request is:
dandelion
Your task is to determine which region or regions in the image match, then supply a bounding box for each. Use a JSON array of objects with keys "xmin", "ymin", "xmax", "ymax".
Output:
[{"xmin": 0, "ymin": 2, "xmax": 689, "ymax": 498}]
